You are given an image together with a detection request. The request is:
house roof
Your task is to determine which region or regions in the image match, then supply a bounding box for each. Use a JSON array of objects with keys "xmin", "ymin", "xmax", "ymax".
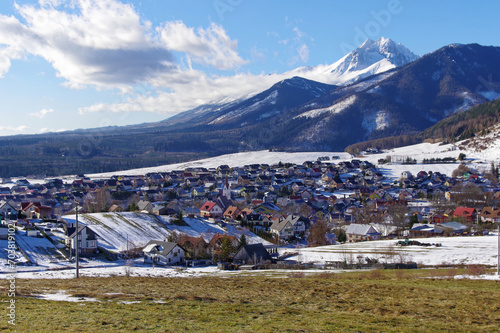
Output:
[
  {"xmin": 201, "ymin": 201, "xmax": 218, "ymax": 212},
  {"xmin": 208, "ymin": 234, "xmax": 238, "ymax": 247},
  {"xmin": 436, "ymin": 221, "xmax": 467, "ymax": 231},
  {"xmin": 223, "ymin": 206, "xmax": 240, "ymax": 216},
  {"xmin": 178, "ymin": 235, "xmax": 206, "ymax": 248},
  {"xmin": 233, "ymin": 243, "xmax": 272, "ymax": 262},
  {"xmin": 270, "ymin": 219, "xmax": 292, "ymax": 232},
  {"xmin": 137, "ymin": 200, "xmax": 152, "ymax": 210},
  {"xmin": 346, "ymin": 223, "xmax": 379, "ymax": 236},
  {"xmin": 143, "ymin": 240, "xmax": 181, "ymax": 255},
  {"xmin": 67, "ymin": 225, "xmax": 98, "ymax": 240},
  {"xmin": 453, "ymin": 207, "xmax": 476, "ymax": 217}
]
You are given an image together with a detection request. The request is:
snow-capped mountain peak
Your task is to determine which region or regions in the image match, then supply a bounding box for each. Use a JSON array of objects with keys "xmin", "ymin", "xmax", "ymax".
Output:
[
  {"xmin": 328, "ymin": 37, "xmax": 419, "ymax": 80},
  {"xmin": 290, "ymin": 37, "xmax": 419, "ymax": 85}
]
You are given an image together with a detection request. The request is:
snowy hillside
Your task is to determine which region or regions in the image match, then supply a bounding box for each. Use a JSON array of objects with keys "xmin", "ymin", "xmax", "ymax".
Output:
[
  {"xmin": 85, "ymin": 137, "xmax": 494, "ymax": 182},
  {"xmin": 64, "ymin": 212, "xmax": 172, "ymax": 252},
  {"xmin": 88, "ymin": 151, "xmax": 352, "ymax": 178},
  {"xmin": 62, "ymin": 212, "xmax": 271, "ymax": 253},
  {"xmin": 170, "ymin": 217, "xmax": 272, "ymax": 246}
]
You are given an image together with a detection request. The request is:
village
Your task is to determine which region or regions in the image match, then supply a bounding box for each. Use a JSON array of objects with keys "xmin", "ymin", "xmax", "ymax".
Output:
[{"xmin": 1, "ymin": 151, "xmax": 499, "ymax": 271}]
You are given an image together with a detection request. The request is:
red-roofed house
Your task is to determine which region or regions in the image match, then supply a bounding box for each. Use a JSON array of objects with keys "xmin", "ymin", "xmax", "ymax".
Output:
[
  {"xmin": 453, "ymin": 207, "xmax": 477, "ymax": 223},
  {"xmin": 200, "ymin": 201, "xmax": 223, "ymax": 218}
]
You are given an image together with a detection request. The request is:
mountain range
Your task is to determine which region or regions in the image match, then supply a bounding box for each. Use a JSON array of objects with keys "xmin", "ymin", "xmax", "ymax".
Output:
[{"xmin": 1, "ymin": 38, "xmax": 500, "ymax": 177}]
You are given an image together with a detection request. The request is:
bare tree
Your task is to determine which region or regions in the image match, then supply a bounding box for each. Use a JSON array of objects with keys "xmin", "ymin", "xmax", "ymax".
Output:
[
  {"xmin": 307, "ymin": 219, "xmax": 329, "ymax": 247},
  {"xmin": 83, "ymin": 188, "xmax": 111, "ymax": 213},
  {"xmin": 298, "ymin": 203, "xmax": 313, "ymax": 218},
  {"xmin": 386, "ymin": 204, "xmax": 409, "ymax": 236},
  {"xmin": 450, "ymin": 183, "xmax": 485, "ymax": 207},
  {"xmin": 352, "ymin": 202, "xmax": 380, "ymax": 224}
]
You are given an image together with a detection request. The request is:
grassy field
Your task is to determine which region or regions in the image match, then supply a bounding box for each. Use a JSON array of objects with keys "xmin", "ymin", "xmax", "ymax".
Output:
[{"xmin": 1, "ymin": 270, "xmax": 499, "ymax": 332}]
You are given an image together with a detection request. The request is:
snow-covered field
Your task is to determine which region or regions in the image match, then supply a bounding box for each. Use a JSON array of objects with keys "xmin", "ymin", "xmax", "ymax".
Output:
[
  {"xmin": 2, "ymin": 235, "xmax": 498, "ymax": 280},
  {"xmin": 83, "ymin": 140, "xmax": 496, "ymax": 181},
  {"xmin": 87, "ymin": 151, "xmax": 352, "ymax": 178},
  {"xmin": 14, "ymin": 230, "xmax": 66, "ymax": 265},
  {"xmin": 286, "ymin": 234, "xmax": 499, "ymax": 267}
]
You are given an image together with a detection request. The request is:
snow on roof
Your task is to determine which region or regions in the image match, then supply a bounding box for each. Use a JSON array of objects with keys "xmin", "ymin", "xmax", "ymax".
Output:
[
  {"xmin": 143, "ymin": 243, "xmax": 157, "ymax": 253},
  {"xmin": 346, "ymin": 223, "xmax": 378, "ymax": 235}
]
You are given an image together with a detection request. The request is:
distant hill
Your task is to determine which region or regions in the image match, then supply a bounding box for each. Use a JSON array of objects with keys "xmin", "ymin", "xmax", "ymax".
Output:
[{"xmin": 345, "ymin": 98, "xmax": 500, "ymax": 154}]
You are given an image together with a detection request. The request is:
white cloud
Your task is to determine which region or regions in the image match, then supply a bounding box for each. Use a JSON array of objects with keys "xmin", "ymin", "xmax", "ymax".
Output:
[
  {"xmin": 79, "ymin": 69, "xmax": 288, "ymax": 115},
  {"xmin": 0, "ymin": 125, "xmax": 29, "ymax": 132},
  {"xmin": 2, "ymin": 0, "xmax": 172, "ymax": 90},
  {"xmin": 30, "ymin": 108, "xmax": 54, "ymax": 118},
  {"xmin": 0, "ymin": 1, "xmax": 295, "ymax": 120},
  {"xmin": 39, "ymin": 127, "xmax": 67, "ymax": 134},
  {"xmin": 298, "ymin": 44, "xmax": 309, "ymax": 63},
  {"xmin": 158, "ymin": 21, "xmax": 247, "ymax": 70},
  {"xmin": 0, "ymin": 0, "xmax": 246, "ymax": 91}
]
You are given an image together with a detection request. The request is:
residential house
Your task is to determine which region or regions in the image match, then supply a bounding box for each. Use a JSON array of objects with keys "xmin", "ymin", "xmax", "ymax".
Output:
[
  {"xmin": 177, "ymin": 235, "xmax": 207, "ymax": 259},
  {"xmin": 480, "ymin": 207, "xmax": 500, "ymax": 223},
  {"xmin": 291, "ymin": 182, "xmax": 305, "ymax": 193},
  {"xmin": 253, "ymin": 203, "xmax": 281, "ymax": 215},
  {"xmin": 429, "ymin": 213, "xmax": 449, "ymax": 224},
  {"xmin": 108, "ymin": 204, "xmax": 123, "ymax": 213},
  {"xmin": 66, "ymin": 225, "xmax": 98, "ymax": 256},
  {"xmin": 223, "ymin": 206, "xmax": 240, "ymax": 220},
  {"xmin": 0, "ymin": 200, "xmax": 17, "ymax": 220},
  {"xmin": 270, "ymin": 218, "xmax": 294, "ymax": 240},
  {"xmin": 283, "ymin": 215, "xmax": 308, "ymax": 236},
  {"xmin": 207, "ymin": 234, "xmax": 239, "ymax": 255},
  {"xmin": 143, "ymin": 240, "xmax": 185, "ymax": 265},
  {"xmin": 345, "ymin": 224, "xmax": 381, "ymax": 242},
  {"xmin": 453, "ymin": 207, "xmax": 478, "ymax": 223},
  {"xmin": 137, "ymin": 200, "xmax": 154, "ymax": 213},
  {"xmin": 200, "ymin": 201, "xmax": 223, "ymax": 218},
  {"xmin": 233, "ymin": 243, "xmax": 272, "ymax": 265},
  {"xmin": 400, "ymin": 171, "xmax": 413, "ymax": 180},
  {"xmin": 34, "ymin": 205, "xmax": 52, "ymax": 219}
]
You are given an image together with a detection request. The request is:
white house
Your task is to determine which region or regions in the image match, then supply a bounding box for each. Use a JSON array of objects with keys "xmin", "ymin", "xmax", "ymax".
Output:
[
  {"xmin": 143, "ymin": 240, "xmax": 185, "ymax": 266},
  {"xmin": 66, "ymin": 225, "xmax": 99, "ymax": 256},
  {"xmin": 283, "ymin": 215, "xmax": 307, "ymax": 236},
  {"xmin": 0, "ymin": 200, "xmax": 17, "ymax": 220},
  {"xmin": 270, "ymin": 219, "xmax": 294, "ymax": 240},
  {"xmin": 345, "ymin": 224, "xmax": 381, "ymax": 242}
]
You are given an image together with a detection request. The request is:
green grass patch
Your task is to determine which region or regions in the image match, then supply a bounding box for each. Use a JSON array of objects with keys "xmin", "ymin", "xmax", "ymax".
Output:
[{"xmin": 1, "ymin": 274, "xmax": 499, "ymax": 332}]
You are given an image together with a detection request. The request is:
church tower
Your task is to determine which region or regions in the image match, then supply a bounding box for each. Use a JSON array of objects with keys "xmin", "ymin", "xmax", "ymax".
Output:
[{"xmin": 222, "ymin": 177, "xmax": 231, "ymax": 200}]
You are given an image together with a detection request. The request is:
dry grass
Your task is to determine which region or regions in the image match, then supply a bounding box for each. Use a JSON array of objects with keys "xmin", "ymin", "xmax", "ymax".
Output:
[{"xmin": 1, "ymin": 273, "xmax": 499, "ymax": 332}]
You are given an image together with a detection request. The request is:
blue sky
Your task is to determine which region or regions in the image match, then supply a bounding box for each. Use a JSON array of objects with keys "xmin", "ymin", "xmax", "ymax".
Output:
[{"xmin": 0, "ymin": 0, "xmax": 499, "ymax": 136}]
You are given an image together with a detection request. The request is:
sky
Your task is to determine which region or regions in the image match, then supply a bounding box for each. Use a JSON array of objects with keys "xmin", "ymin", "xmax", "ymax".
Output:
[{"xmin": 0, "ymin": 0, "xmax": 499, "ymax": 136}]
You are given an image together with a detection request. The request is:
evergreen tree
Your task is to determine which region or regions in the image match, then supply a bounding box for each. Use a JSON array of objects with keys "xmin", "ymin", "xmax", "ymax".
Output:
[
  {"xmin": 238, "ymin": 234, "xmax": 247, "ymax": 249},
  {"xmin": 335, "ymin": 228, "xmax": 347, "ymax": 243},
  {"xmin": 409, "ymin": 214, "xmax": 419, "ymax": 229},
  {"xmin": 220, "ymin": 236, "xmax": 233, "ymax": 261}
]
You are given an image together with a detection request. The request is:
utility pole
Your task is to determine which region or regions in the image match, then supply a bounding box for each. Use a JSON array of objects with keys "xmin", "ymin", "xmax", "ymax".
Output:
[
  {"xmin": 497, "ymin": 224, "xmax": 499, "ymax": 276},
  {"xmin": 75, "ymin": 204, "xmax": 79, "ymax": 279}
]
